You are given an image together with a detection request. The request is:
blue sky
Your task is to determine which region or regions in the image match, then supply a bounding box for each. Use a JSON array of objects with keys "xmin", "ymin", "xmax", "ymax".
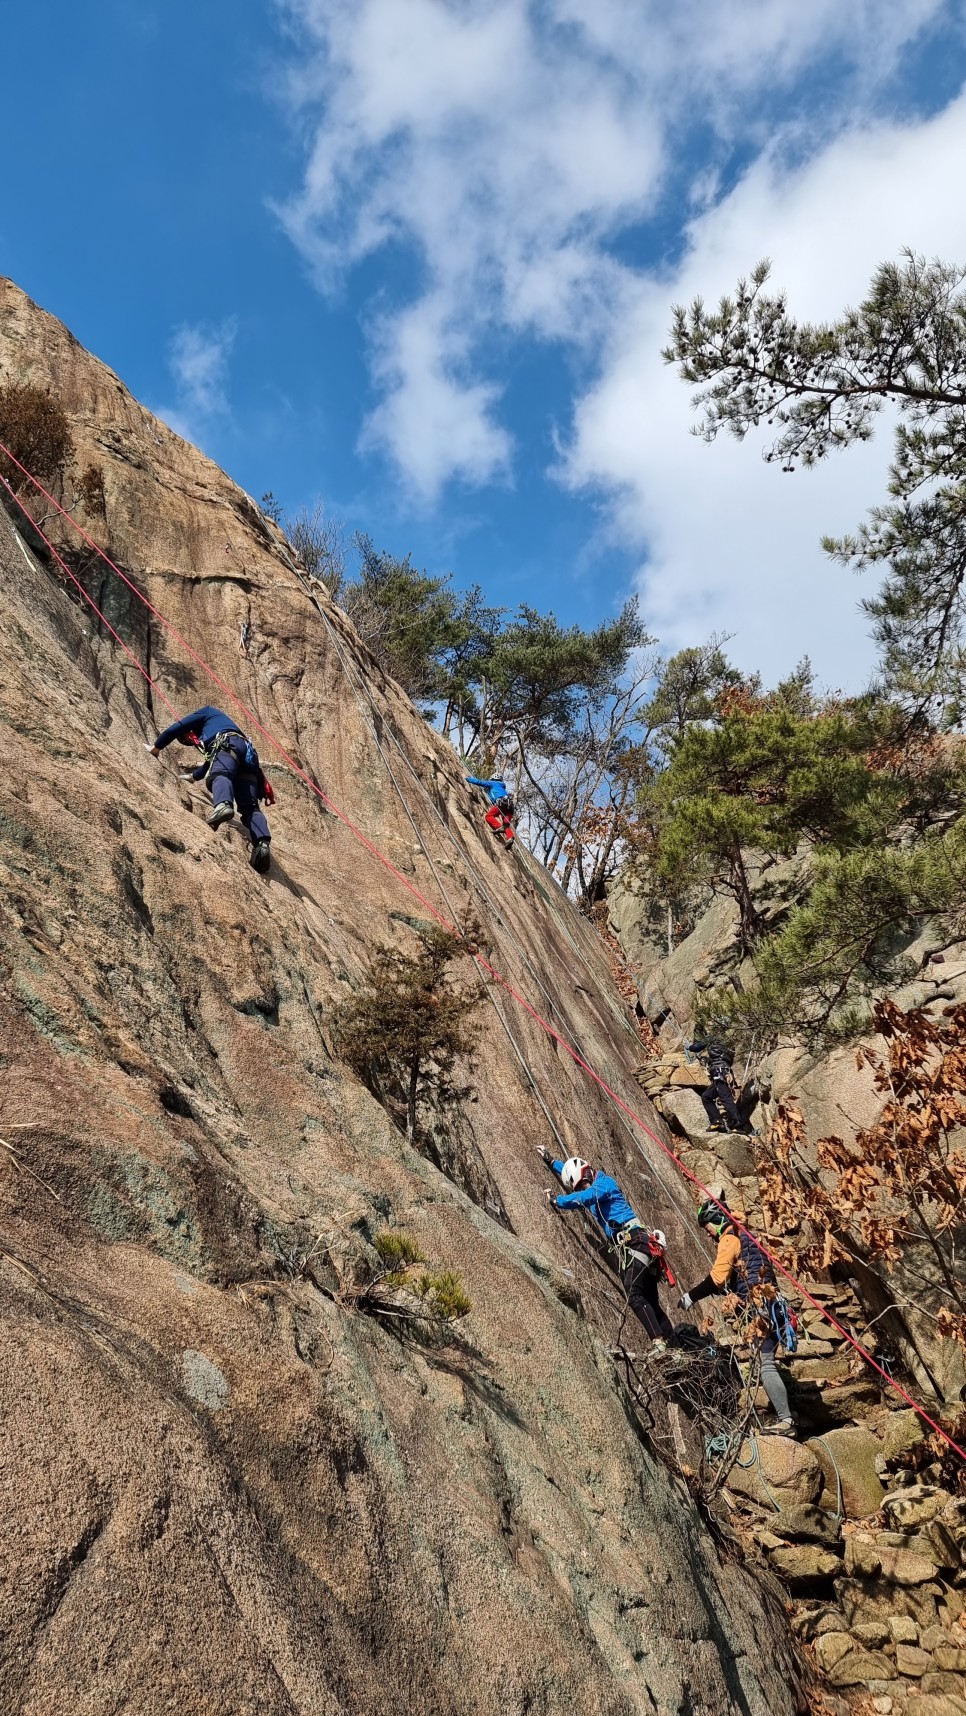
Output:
[{"xmin": 3, "ymin": 1, "xmax": 966, "ymax": 687}]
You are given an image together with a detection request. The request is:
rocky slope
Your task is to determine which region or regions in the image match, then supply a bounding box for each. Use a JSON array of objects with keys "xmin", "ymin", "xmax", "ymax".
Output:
[
  {"xmin": 609, "ymin": 865, "xmax": 966, "ymax": 1715},
  {"xmin": 0, "ymin": 278, "xmax": 803, "ymax": 1715}
]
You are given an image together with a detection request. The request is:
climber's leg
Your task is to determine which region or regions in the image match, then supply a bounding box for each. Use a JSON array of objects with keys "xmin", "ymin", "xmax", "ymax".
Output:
[
  {"xmin": 699, "ymin": 1085, "xmax": 724, "ymax": 1128},
  {"xmin": 759, "ymin": 1336, "xmax": 794, "ymax": 1430},
  {"xmin": 712, "ymin": 1077, "xmax": 752, "ymax": 1133},
  {"xmin": 621, "ymin": 1256, "xmax": 675, "ymax": 1342},
  {"xmin": 234, "ymin": 774, "xmax": 271, "ymax": 847},
  {"xmin": 207, "ymin": 753, "xmax": 236, "ymax": 827}
]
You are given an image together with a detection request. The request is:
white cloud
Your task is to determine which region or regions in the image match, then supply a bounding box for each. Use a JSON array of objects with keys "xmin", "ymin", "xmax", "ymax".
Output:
[
  {"xmin": 272, "ymin": 0, "xmax": 966, "ymax": 674},
  {"xmin": 563, "ymin": 95, "xmax": 966, "ymax": 685},
  {"xmin": 151, "ymin": 319, "xmax": 238, "ymax": 445}
]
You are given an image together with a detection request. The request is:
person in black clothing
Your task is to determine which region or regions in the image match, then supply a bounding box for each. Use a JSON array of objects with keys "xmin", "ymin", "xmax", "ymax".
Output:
[{"xmin": 688, "ymin": 1034, "xmax": 753, "ymax": 1134}]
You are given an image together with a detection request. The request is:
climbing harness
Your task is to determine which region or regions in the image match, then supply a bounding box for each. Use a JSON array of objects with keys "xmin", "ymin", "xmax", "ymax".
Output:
[{"xmin": 3, "ymin": 441, "xmax": 965, "ymax": 1467}]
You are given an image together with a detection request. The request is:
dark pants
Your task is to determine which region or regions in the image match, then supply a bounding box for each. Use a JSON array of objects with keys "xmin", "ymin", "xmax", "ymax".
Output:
[
  {"xmin": 700, "ymin": 1076, "xmax": 749, "ymax": 1132},
  {"xmin": 621, "ymin": 1255, "xmax": 675, "ymax": 1341},
  {"xmin": 209, "ymin": 738, "xmax": 270, "ymax": 845}
]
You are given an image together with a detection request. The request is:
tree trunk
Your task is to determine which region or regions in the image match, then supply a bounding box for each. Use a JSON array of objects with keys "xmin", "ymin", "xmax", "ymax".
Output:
[{"xmin": 729, "ymin": 845, "xmax": 762, "ymax": 952}]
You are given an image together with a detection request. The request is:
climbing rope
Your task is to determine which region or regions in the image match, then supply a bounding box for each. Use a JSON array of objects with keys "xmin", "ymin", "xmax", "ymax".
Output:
[{"xmin": 2, "ymin": 440, "xmax": 964, "ymax": 1466}]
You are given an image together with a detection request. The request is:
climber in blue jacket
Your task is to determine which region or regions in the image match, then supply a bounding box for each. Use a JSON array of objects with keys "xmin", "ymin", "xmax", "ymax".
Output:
[
  {"xmin": 148, "ymin": 705, "xmax": 275, "ymax": 874},
  {"xmin": 465, "ymin": 775, "xmax": 510, "ymax": 806},
  {"xmin": 466, "ymin": 775, "xmax": 516, "ymax": 846},
  {"xmin": 536, "ymin": 1149, "xmax": 676, "ymax": 1346}
]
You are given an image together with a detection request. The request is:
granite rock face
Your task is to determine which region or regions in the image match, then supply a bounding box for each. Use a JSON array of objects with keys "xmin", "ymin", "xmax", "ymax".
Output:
[{"xmin": 0, "ymin": 279, "xmax": 804, "ymax": 1715}]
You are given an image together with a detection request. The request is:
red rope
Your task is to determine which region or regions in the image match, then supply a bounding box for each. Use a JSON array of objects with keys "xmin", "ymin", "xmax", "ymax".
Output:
[{"xmin": 3, "ymin": 440, "xmax": 963, "ymax": 1463}]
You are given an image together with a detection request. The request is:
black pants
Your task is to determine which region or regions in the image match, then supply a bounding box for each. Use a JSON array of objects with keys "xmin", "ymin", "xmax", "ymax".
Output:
[
  {"xmin": 700, "ymin": 1076, "xmax": 749, "ymax": 1132},
  {"xmin": 620, "ymin": 1255, "xmax": 674, "ymax": 1341}
]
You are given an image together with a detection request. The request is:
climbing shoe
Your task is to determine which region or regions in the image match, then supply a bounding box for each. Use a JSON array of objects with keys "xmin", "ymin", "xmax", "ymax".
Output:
[
  {"xmin": 250, "ymin": 840, "xmax": 271, "ymax": 874},
  {"xmin": 761, "ymin": 1419, "xmax": 796, "ymax": 1437},
  {"xmin": 207, "ymin": 802, "xmax": 235, "ymax": 829}
]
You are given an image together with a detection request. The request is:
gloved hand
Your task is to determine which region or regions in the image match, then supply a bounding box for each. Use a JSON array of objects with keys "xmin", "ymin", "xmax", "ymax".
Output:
[
  {"xmin": 544, "ymin": 1187, "xmax": 557, "ymax": 1206},
  {"xmin": 262, "ymin": 777, "xmax": 276, "ymax": 805},
  {"xmin": 534, "ymin": 1146, "xmax": 553, "ymax": 1166},
  {"xmin": 678, "ymin": 1292, "xmax": 693, "ymax": 1311},
  {"xmin": 178, "ymin": 772, "xmax": 195, "ymax": 781},
  {"xmin": 145, "ymin": 743, "xmax": 159, "ymax": 755}
]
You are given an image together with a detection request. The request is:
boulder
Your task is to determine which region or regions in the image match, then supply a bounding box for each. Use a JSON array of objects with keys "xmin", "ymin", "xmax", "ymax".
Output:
[
  {"xmin": 879, "ymin": 1547, "xmax": 946, "ymax": 1587},
  {"xmin": 891, "ymin": 1616, "xmax": 921, "ymax": 1644},
  {"xmin": 882, "ymin": 1410, "xmax": 929, "ymax": 1462},
  {"xmin": 768, "ymin": 1545, "xmax": 840, "ymax": 1586},
  {"xmin": 886, "ymin": 1486, "xmax": 944, "ymax": 1529},
  {"xmin": 775, "ymin": 1504, "xmax": 842, "ymax": 1548},
  {"xmin": 923, "ymin": 1522, "xmax": 962, "ymax": 1570},
  {"xmin": 809, "ymin": 1428, "xmax": 887, "ymax": 1520},
  {"xmin": 913, "ymin": 1687, "xmax": 966, "ymax": 1712},
  {"xmin": 905, "ymin": 1695, "xmax": 966, "ymax": 1716},
  {"xmin": 897, "ymin": 1645, "xmax": 936, "ymax": 1677},
  {"xmin": 814, "ymin": 1631, "xmax": 854, "ymax": 1672},
  {"xmin": 845, "ymin": 1536, "xmax": 882, "ymax": 1579},
  {"xmin": 726, "ymin": 1436, "xmax": 824, "ymax": 1510},
  {"xmin": 667, "ymin": 1064, "xmax": 708, "ymax": 1089},
  {"xmin": 710, "ymin": 1131, "xmax": 758, "ymax": 1177},
  {"xmin": 828, "ymin": 1651, "xmax": 897, "ymax": 1686},
  {"xmin": 793, "ymin": 1356, "xmax": 854, "ymax": 1384},
  {"xmin": 853, "ymin": 1620, "xmax": 891, "ymax": 1648},
  {"xmin": 934, "ymin": 1648, "xmax": 966, "ymax": 1672}
]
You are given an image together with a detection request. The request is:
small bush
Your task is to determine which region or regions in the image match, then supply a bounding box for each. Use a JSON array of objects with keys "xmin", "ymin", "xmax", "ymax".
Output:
[
  {"xmin": 414, "ymin": 1269, "xmax": 472, "ymax": 1321},
  {"xmin": 374, "ymin": 1230, "xmax": 427, "ymax": 1269},
  {"xmin": 0, "ymin": 381, "xmax": 73, "ymax": 494},
  {"xmin": 78, "ymin": 462, "xmax": 106, "ymax": 516},
  {"xmin": 332, "ymin": 921, "xmax": 485, "ymax": 1140}
]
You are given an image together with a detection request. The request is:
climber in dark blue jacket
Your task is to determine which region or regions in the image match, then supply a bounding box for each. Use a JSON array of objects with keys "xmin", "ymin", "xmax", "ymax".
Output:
[
  {"xmin": 148, "ymin": 705, "xmax": 275, "ymax": 874},
  {"xmin": 536, "ymin": 1149, "xmax": 676, "ymax": 1346}
]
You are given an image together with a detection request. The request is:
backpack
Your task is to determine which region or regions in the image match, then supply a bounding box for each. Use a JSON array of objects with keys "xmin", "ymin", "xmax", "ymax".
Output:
[{"xmin": 769, "ymin": 1295, "xmax": 799, "ymax": 1353}]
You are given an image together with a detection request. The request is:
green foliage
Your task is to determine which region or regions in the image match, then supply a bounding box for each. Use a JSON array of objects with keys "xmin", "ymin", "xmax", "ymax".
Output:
[
  {"xmin": 698, "ymin": 815, "xmax": 966, "ymax": 1050},
  {"xmin": 651, "ymin": 671, "xmax": 917, "ymax": 949},
  {"xmin": 414, "ymin": 1268, "xmax": 472, "ymax": 1320},
  {"xmin": 373, "ymin": 1230, "xmax": 427, "ymax": 1284},
  {"xmin": 478, "ymin": 599, "xmax": 647, "ymax": 757},
  {"xmin": 361, "ymin": 1233, "xmax": 472, "ymax": 1328},
  {"xmin": 665, "ymin": 251, "xmax": 966, "ymax": 714},
  {"xmin": 331, "ymin": 924, "xmax": 485, "ymax": 1139},
  {"xmin": 260, "ymin": 490, "xmax": 284, "ymax": 524},
  {"xmin": 0, "ymin": 382, "xmax": 73, "ymax": 496}
]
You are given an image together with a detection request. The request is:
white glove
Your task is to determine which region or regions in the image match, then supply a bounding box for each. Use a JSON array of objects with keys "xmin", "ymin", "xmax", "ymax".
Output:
[
  {"xmin": 178, "ymin": 772, "xmax": 194, "ymax": 781},
  {"xmin": 678, "ymin": 1292, "xmax": 693, "ymax": 1310}
]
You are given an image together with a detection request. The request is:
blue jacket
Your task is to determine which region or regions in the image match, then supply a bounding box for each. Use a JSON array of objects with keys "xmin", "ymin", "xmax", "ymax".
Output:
[
  {"xmin": 155, "ymin": 706, "xmax": 242, "ymax": 752},
  {"xmin": 552, "ymin": 1164, "xmax": 639, "ymax": 1242},
  {"xmin": 466, "ymin": 776, "xmax": 509, "ymax": 804}
]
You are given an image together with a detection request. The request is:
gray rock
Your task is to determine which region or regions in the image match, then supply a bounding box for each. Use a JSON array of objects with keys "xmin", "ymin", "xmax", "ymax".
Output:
[
  {"xmin": 814, "ymin": 1631, "xmax": 854, "ymax": 1672},
  {"xmin": 808, "ymin": 1427, "xmax": 887, "ymax": 1520},
  {"xmin": 852, "ymin": 1620, "xmax": 891, "ymax": 1648},
  {"xmin": 775, "ymin": 1504, "xmax": 842, "ymax": 1548},
  {"xmin": 767, "ymin": 1545, "xmax": 841, "ymax": 1586},
  {"xmin": 896, "ymin": 1644, "xmax": 936, "ymax": 1676},
  {"xmin": 727, "ymin": 1435, "xmax": 824, "ymax": 1510},
  {"xmin": 180, "ymin": 1348, "xmax": 229, "ymax": 1412},
  {"xmin": 828, "ymin": 1650, "xmax": 897, "ymax": 1686}
]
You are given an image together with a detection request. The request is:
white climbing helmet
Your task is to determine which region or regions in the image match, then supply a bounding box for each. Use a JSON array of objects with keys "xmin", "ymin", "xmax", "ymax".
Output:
[{"xmin": 560, "ymin": 1157, "xmax": 592, "ymax": 1192}]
